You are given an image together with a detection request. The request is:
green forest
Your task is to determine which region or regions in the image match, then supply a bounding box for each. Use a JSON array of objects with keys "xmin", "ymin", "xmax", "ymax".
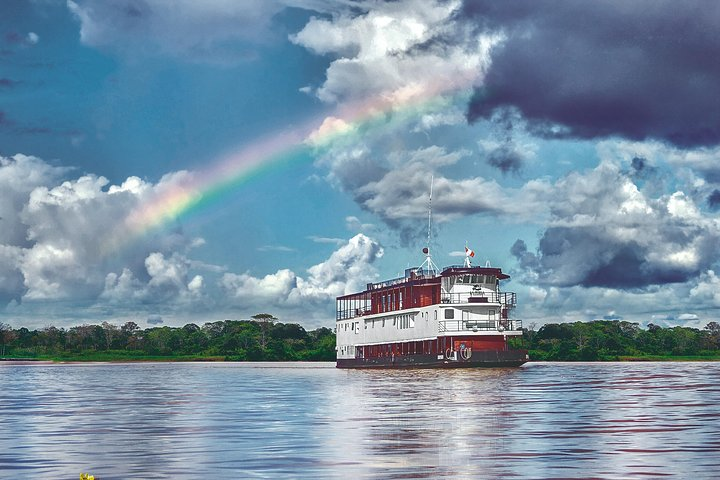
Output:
[
  {"xmin": 0, "ymin": 314, "xmax": 335, "ymax": 362},
  {"xmin": 511, "ymin": 320, "xmax": 720, "ymax": 361},
  {"xmin": 1, "ymin": 316, "xmax": 719, "ymax": 362}
]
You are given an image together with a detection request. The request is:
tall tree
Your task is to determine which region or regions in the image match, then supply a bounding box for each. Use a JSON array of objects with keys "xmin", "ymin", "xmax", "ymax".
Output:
[
  {"xmin": 0, "ymin": 322, "xmax": 14, "ymax": 357},
  {"xmin": 252, "ymin": 314, "xmax": 277, "ymax": 350}
]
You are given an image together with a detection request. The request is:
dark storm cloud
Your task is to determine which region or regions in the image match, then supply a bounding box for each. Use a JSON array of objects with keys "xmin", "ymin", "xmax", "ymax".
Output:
[
  {"xmin": 123, "ymin": 2, "xmax": 147, "ymax": 18},
  {"xmin": 486, "ymin": 145, "xmax": 522, "ymax": 173},
  {"xmin": 708, "ymin": 190, "xmax": 720, "ymax": 211},
  {"xmin": 462, "ymin": 0, "xmax": 720, "ymax": 147},
  {"xmin": 630, "ymin": 157, "xmax": 655, "ymax": 178},
  {"xmin": 521, "ymin": 226, "xmax": 698, "ymax": 289},
  {"xmin": 510, "ymin": 239, "xmax": 539, "ymax": 272},
  {"xmin": 627, "ymin": 156, "xmax": 662, "ymax": 191}
]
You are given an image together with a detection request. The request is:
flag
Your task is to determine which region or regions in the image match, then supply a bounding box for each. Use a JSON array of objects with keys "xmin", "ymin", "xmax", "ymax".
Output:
[{"xmin": 465, "ymin": 246, "xmax": 475, "ymax": 257}]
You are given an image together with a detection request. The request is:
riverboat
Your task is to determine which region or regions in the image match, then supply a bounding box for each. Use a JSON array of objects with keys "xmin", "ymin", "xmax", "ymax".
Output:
[{"xmin": 335, "ymin": 245, "xmax": 528, "ymax": 369}]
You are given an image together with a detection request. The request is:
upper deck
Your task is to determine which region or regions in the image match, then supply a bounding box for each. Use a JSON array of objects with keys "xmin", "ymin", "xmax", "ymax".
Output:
[{"xmin": 336, "ymin": 265, "xmax": 516, "ymax": 321}]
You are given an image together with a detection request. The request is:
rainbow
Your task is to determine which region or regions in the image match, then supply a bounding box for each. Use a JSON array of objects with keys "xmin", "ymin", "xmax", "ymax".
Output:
[{"xmin": 122, "ymin": 79, "xmax": 474, "ymax": 241}]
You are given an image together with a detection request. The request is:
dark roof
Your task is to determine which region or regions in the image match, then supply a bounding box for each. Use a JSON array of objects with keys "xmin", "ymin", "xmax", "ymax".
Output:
[{"xmin": 440, "ymin": 266, "xmax": 510, "ymax": 280}]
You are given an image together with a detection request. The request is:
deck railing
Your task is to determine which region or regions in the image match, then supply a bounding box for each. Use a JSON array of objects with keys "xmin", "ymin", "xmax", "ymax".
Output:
[
  {"xmin": 438, "ymin": 319, "xmax": 523, "ymax": 333},
  {"xmin": 440, "ymin": 291, "xmax": 516, "ymax": 306}
]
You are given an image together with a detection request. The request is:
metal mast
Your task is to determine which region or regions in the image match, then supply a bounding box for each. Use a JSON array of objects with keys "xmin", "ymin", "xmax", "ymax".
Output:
[{"xmin": 417, "ymin": 175, "xmax": 439, "ymax": 276}]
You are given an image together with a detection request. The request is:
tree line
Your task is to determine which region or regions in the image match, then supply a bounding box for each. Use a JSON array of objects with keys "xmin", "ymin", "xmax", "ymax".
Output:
[
  {"xmin": 0, "ymin": 314, "xmax": 335, "ymax": 361},
  {"xmin": 2, "ymin": 317, "xmax": 720, "ymax": 362},
  {"xmin": 511, "ymin": 320, "xmax": 720, "ymax": 360}
]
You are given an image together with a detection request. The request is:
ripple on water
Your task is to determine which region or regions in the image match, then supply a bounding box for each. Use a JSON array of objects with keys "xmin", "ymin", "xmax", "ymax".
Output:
[{"xmin": 1, "ymin": 362, "xmax": 719, "ymax": 478}]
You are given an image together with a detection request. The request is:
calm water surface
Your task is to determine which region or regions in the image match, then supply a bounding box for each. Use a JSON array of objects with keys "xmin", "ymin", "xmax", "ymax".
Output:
[{"xmin": 1, "ymin": 362, "xmax": 718, "ymax": 479}]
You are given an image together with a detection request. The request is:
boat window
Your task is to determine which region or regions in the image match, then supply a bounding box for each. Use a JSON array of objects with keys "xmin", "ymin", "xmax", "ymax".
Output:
[{"xmin": 445, "ymin": 309, "xmax": 454, "ymax": 319}]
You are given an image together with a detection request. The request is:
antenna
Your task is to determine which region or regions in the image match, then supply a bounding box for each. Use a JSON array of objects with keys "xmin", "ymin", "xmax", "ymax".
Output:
[
  {"xmin": 427, "ymin": 174, "xmax": 433, "ymax": 249},
  {"xmin": 417, "ymin": 175, "xmax": 439, "ymax": 276}
]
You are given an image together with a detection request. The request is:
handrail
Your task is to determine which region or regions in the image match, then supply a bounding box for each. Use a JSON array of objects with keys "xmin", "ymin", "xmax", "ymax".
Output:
[
  {"xmin": 440, "ymin": 292, "xmax": 516, "ymax": 305},
  {"xmin": 337, "ymin": 291, "xmax": 518, "ymax": 321},
  {"xmin": 438, "ymin": 319, "xmax": 523, "ymax": 332}
]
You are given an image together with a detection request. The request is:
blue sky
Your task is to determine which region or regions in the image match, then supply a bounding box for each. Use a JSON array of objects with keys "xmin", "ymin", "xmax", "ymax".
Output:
[{"xmin": 1, "ymin": 0, "xmax": 719, "ymax": 330}]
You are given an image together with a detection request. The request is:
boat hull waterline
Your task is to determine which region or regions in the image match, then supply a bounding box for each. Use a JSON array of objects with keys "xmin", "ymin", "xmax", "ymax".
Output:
[{"xmin": 337, "ymin": 349, "xmax": 528, "ymax": 369}]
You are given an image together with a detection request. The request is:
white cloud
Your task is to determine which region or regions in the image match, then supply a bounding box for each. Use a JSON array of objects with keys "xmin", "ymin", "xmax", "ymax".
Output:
[
  {"xmin": 101, "ymin": 252, "xmax": 206, "ymax": 305},
  {"xmin": 0, "ymin": 154, "xmax": 70, "ymax": 247},
  {"xmin": 221, "ymin": 269, "xmax": 297, "ymax": 302},
  {"xmin": 188, "ymin": 275, "xmax": 204, "ymax": 294},
  {"xmin": 515, "ymin": 281, "xmax": 717, "ymax": 329},
  {"xmin": 101, "ymin": 268, "xmax": 145, "ymax": 303},
  {"xmin": 329, "ymin": 145, "xmax": 545, "ymax": 243},
  {"xmin": 512, "ymin": 160, "xmax": 720, "ymax": 289},
  {"xmin": 690, "ymin": 270, "xmax": 720, "ymax": 307},
  {"xmin": 146, "ymin": 252, "xmax": 188, "ymax": 291},
  {"xmin": 314, "ymin": 117, "xmax": 550, "ymax": 242},
  {"xmin": 598, "ymin": 138, "xmax": 720, "ymax": 185},
  {"xmin": 0, "ymin": 245, "xmax": 25, "ymax": 304},
  {"xmin": 504, "ymin": 150, "xmax": 720, "ymax": 329},
  {"xmin": 413, "ymin": 109, "xmax": 466, "ymax": 133},
  {"xmin": 291, "ymin": 0, "xmax": 501, "ymax": 105},
  {"xmin": 293, "ymin": 1, "xmax": 540, "ymax": 244},
  {"xmin": 221, "ymin": 234, "xmax": 383, "ymax": 311},
  {"xmin": 307, "ymin": 236, "xmax": 345, "ymax": 245},
  {"xmin": 307, "ymin": 116, "xmax": 354, "ymax": 146},
  {"xmin": 0, "ymin": 154, "xmax": 207, "ymax": 315},
  {"xmin": 345, "ymin": 216, "xmax": 374, "ymax": 233}
]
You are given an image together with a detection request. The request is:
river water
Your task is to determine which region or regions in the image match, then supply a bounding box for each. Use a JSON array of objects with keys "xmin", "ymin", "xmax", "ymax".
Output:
[{"xmin": 1, "ymin": 361, "xmax": 718, "ymax": 479}]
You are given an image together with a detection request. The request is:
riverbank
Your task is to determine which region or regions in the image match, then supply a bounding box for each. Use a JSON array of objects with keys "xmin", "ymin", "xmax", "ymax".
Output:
[
  {"xmin": 2, "ymin": 354, "xmax": 230, "ymax": 363},
  {"xmin": 2, "ymin": 318, "xmax": 719, "ymax": 363},
  {"xmin": 4, "ymin": 354, "xmax": 720, "ymax": 363}
]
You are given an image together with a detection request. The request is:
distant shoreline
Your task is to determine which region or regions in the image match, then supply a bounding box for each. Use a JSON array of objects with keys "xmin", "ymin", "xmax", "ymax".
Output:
[{"xmin": 3, "ymin": 356, "xmax": 719, "ymax": 364}]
